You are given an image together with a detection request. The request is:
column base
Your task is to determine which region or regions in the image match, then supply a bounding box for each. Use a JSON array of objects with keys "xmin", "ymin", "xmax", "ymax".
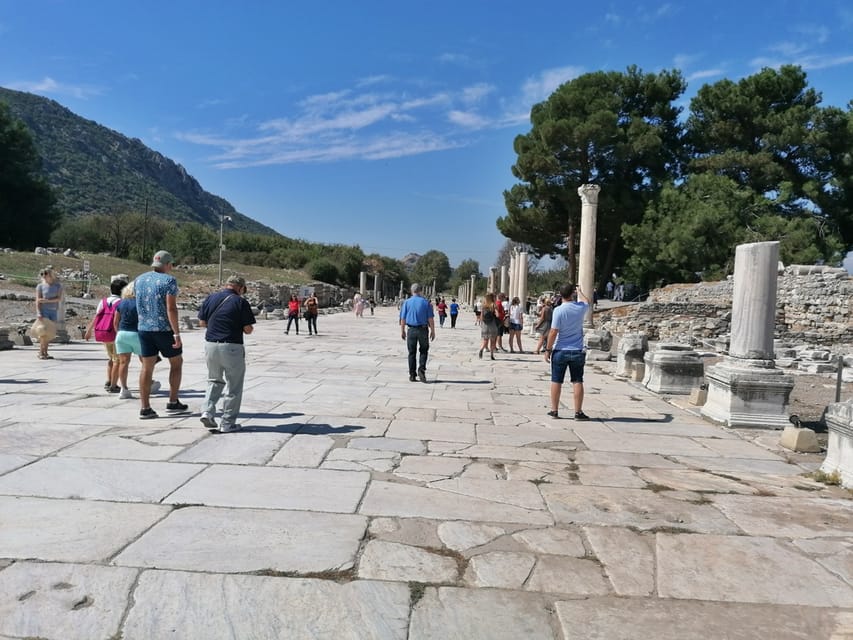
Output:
[
  {"xmin": 701, "ymin": 358, "xmax": 794, "ymax": 429},
  {"xmin": 642, "ymin": 343, "xmax": 704, "ymax": 395},
  {"xmin": 821, "ymin": 400, "xmax": 853, "ymax": 489}
]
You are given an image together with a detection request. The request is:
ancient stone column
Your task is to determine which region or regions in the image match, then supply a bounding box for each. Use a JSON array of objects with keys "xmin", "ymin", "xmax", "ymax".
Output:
[
  {"xmin": 508, "ymin": 253, "xmax": 517, "ymax": 300},
  {"xmin": 470, "ymin": 274, "xmax": 476, "ymax": 306},
  {"xmin": 577, "ymin": 184, "xmax": 600, "ymax": 327},
  {"xmin": 373, "ymin": 274, "xmax": 381, "ymax": 301},
  {"xmin": 500, "ymin": 265, "xmax": 508, "ymax": 296},
  {"xmin": 701, "ymin": 241, "xmax": 794, "ymax": 428},
  {"xmin": 518, "ymin": 252, "xmax": 529, "ymax": 308},
  {"xmin": 359, "ymin": 272, "xmax": 367, "ymax": 297}
]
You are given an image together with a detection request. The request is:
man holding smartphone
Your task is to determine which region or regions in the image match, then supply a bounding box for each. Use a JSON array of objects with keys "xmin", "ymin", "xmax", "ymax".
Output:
[{"xmin": 543, "ymin": 283, "xmax": 590, "ymax": 420}]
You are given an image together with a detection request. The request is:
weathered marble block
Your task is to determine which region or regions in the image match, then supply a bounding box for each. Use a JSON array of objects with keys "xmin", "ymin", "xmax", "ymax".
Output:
[
  {"xmin": 642, "ymin": 343, "xmax": 704, "ymax": 395},
  {"xmin": 615, "ymin": 333, "xmax": 647, "ymax": 378},
  {"xmin": 0, "ymin": 326, "xmax": 14, "ymax": 350},
  {"xmin": 821, "ymin": 399, "xmax": 853, "ymax": 488},
  {"xmin": 584, "ymin": 329, "xmax": 612, "ymax": 361}
]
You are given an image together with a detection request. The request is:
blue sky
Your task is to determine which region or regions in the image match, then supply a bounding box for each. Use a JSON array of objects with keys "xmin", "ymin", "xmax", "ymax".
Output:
[{"xmin": 2, "ymin": 1, "xmax": 852, "ymax": 273}]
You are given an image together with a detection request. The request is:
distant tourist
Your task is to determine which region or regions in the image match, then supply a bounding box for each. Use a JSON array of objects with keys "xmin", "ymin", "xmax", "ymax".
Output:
[
  {"xmin": 368, "ymin": 296, "xmax": 375, "ymax": 315},
  {"xmin": 477, "ymin": 293, "xmax": 500, "ymax": 360},
  {"xmin": 473, "ymin": 298, "xmax": 481, "ymax": 325},
  {"xmin": 197, "ymin": 275, "xmax": 256, "ymax": 433},
  {"xmin": 449, "ymin": 298, "xmax": 460, "ymax": 328},
  {"xmin": 495, "ymin": 292, "xmax": 509, "ymax": 352},
  {"xmin": 304, "ymin": 291, "xmax": 319, "ymax": 335},
  {"xmin": 134, "ymin": 250, "xmax": 187, "ymax": 419},
  {"xmin": 543, "ymin": 283, "xmax": 590, "ymax": 420},
  {"xmin": 507, "ymin": 296, "xmax": 525, "ymax": 353},
  {"xmin": 605, "ymin": 280, "xmax": 614, "ymax": 299},
  {"xmin": 436, "ymin": 297, "xmax": 448, "ymax": 328},
  {"xmin": 353, "ymin": 293, "xmax": 365, "ymax": 317},
  {"xmin": 285, "ymin": 293, "xmax": 300, "ymax": 335},
  {"xmin": 34, "ymin": 266, "xmax": 63, "ymax": 360},
  {"xmin": 84, "ymin": 277, "xmax": 126, "ymax": 393},
  {"xmin": 113, "ymin": 280, "xmax": 161, "ymax": 400},
  {"xmin": 399, "ymin": 283, "xmax": 435, "ymax": 383},
  {"xmin": 533, "ymin": 297, "xmax": 553, "ymax": 355}
]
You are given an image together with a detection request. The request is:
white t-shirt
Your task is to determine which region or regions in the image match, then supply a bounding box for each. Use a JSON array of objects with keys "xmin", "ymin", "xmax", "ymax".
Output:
[{"xmin": 509, "ymin": 304, "xmax": 524, "ymax": 324}]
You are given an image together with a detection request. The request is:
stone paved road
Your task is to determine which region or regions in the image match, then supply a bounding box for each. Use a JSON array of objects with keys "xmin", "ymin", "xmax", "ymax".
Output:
[{"xmin": 1, "ymin": 307, "xmax": 852, "ymax": 639}]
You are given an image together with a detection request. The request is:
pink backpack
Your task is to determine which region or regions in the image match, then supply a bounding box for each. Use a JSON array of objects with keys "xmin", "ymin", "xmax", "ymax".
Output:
[{"xmin": 93, "ymin": 298, "xmax": 118, "ymax": 342}]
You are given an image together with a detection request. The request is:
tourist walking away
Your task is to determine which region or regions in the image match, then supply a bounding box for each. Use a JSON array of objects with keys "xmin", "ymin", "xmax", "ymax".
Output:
[
  {"xmin": 304, "ymin": 291, "xmax": 319, "ymax": 335},
  {"xmin": 113, "ymin": 280, "xmax": 161, "ymax": 399},
  {"xmin": 495, "ymin": 293, "xmax": 509, "ymax": 352},
  {"xmin": 533, "ymin": 297, "xmax": 553, "ymax": 354},
  {"xmin": 368, "ymin": 296, "xmax": 375, "ymax": 315},
  {"xmin": 508, "ymin": 296, "xmax": 525, "ymax": 353},
  {"xmin": 353, "ymin": 293, "xmax": 365, "ymax": 317},
  {"xmin": 198, "ymin": 275, "xmax": 256, "ymax": 433},
  {"xmin": 84, "ymin": 278, "xmax": 126, "ymax": 393},
  {"xmin": 473, "ymin": 298, "xmax": 481, "ymax": 325},
  {"xmin": 544, "ymin": 283, "xmax": 590, "ymax": 420},
  {"xmin": 605, "ymin": 280, "xmax": 614, "ymax": 299},
  {"xmin": 437, "ymin": 297, "xmax": 448, "ymax": 328},
  {"xmin": 478, "ymin": 293, "xmax": 500, "ymax": 360},
  {"xmin": 134, "ymin": 250, "xmax": 187, "ymax": 419},
  {"xmin": 399, "ymin": 283, "xmax": 435, "ymax": 383},
  {"xmin": 449, "ymin": 298, "xmax": 460, "ymax": 328},
  {"xmin": 285, "ymin": 293, "xmax": 300, "ymax": 335},
  {"xmin": 34, "ymin": 267, "xmax": 63, "ymax": 359}
]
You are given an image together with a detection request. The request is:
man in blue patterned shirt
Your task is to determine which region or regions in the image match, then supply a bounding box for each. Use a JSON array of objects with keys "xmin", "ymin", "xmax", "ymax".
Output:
[{"xmin": 134, "ymin": 250, "xmax": 188, "ymax": 419}]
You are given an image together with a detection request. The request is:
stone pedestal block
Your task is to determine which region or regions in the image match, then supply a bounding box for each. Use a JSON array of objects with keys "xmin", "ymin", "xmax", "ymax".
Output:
[
  {"xmin": 0, "ymin": 326, "xmax": 14, "ymax": 351},
  {"xmin": 688, "ymin": 386, "xmax": 708, "ymax": 406},
  {"xmin": 642, "ymin": 343, "xmax": 704, "ymax": 395},
  {"xmin": 615, "ymin": 333, "xmax": 648, "ymax": 378},
  {"xmin": 821, "ymin": 399, "xmax": 853, "ymax": 488},
  {"xmin": 584, "ymin": 329, "xmax": 612, "ymax": 361},
  {"xmin": 12, "ymin": 332, "xmax": 32, "ymax": 346},
  {"xmin": 700, "ymin": 359, "xmax": 794, "ymax": 429},
  {"xmin": 779, "ymin": 426, "xmax": 821, "ymax": 453}
]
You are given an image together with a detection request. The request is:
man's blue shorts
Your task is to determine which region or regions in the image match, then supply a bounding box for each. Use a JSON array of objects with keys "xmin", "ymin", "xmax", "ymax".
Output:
[
  {"xmin": 551, "ymin": 349, "xmax": 586, "ymax": 384},
  {"xmin": 138, "ymin": 331, "xmax": 182, "ymax": 359}
]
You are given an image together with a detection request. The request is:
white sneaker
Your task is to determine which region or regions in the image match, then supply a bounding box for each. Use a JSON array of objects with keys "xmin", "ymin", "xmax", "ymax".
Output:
[
  {"xmin": 150, "ymin": 380, "xmax": 162, "ymax": 393},
  {"xmin": 200, "ymin": 413, "xmax": 218, "ymax": 430},
  {"xmin": 119, "ymin": 388, "xmax": 134, "ymax": 399}
]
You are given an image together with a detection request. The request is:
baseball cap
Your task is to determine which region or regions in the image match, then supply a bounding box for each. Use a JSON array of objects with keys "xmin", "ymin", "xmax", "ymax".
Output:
[{"xmin": 151, "ymin": 250, "xmax": 174, "ymax": 268}]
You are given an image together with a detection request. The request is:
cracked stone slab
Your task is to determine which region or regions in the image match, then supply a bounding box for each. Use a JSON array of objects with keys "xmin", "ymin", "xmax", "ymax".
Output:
[
  {"xmin": 322, "ymin": 447, "xmax": 399, "ymax": 472},
  {"xmin": 115, "ymin": 506, "xmax": 365, "ymax": 573},
  {"xmin": 572, "ymin": 427, "xmax": 718, "ymax": 457},
  {"xmin": 0, "ymin": 454, "xmax": 34, "ymax": 476},
  {"xmin": 525, "ymin": 556, "xmax": 612, "ymax": 595},
  {"xmin": 0, "ymin": 561, "xmax": 138, "ymax": 640},
  {"xmin": 573, "ymin": 451, "xmax": 683, "ymax": 469},
  {"xmin": 427, "ymin": 478, "xmax": 547, "ymax": 511},
  {"xmin": 512, "ymin": 527, "xmax": 586, "ymax": 556},
  {"xmin": 657, "ymin": 533, "xmax": 853, "ymax": 607},
  {"xmin": 268, "ymin": 434, "xmax": 334, "ymax": 467},
  {"xmin": 360, "ymin": 481, "xmax": 552, "ymax": 525},
  {"xmin": 0, "ymin": 496, "xmax": 169, "ymax": 562},
  {"xmin": 815, "ymin": 549, "xmax": 853, "ymax": 586},
  {"xmin": 577, "ymin": 465, "xmax": 646, "ymax": 488},
  {"xmin": 690, "ymin": 437, "xmax": 784, "ymax": 460},
  {"xmin": 385, "ymin": 420, "xmax": 476, "ymax": 443},
  {"xmin": 464, "ymin": 551, "xmax": 535, "ymax": 588},
  {"xmin": 409, "ymin": 586, "xmax": 555, "ymax": 640},
  {"xmin": 0, "ymin": 423, "xmax": 108, "ymax": 456},
  {"xmin": 437, "ymin": 522, "xmax": 507, "ymax": 552},
  {"xmin": 584, "ymin": 526, "xmax": 655, "ymax": 596},
  {"xmin": 540, "ymin": 485, "xmax": 741, "ymax": 534},
  {"xmin": 672, "ymin": 455, "xmax": 803, "ymax": 476},
  {"xmin": 0, "ymin": 457, "xmax": 203, "ymax": 502},
  {"xmin": 165, "ymin": 465, "xmax": 369, "ymax": 512},
  {"xmin": 638, "ymin": 468, "xmax": 756, "ymax": 494},
  {"xmin": 122, "ymin": 569, "xmax": 410, "ymax": 640},
  {"xmin": 711, "ymin": 494, "xmax": 853, "ymax": 538},
  {"xmin": 555, "ymin": 596, "xmax": 853, "ymax": 640},
  {"xmin": 475, "ymin": 423, "xmax": 582, "ymax": 447},
  {"xmin": 395, "ymin": 455, "xmax": 468, "ymax": 480},
  {"xmin": 444, "ymin": 444, "xmax": 571, "ymax": 464},
  {"xmin": 172, "ymin": 431, "xmax": 292, "ymax": 464},
  {"xmin": 358, "ymin": 540, "xmax": 458, "ymax": 583},
  {"xmin": 58, "ymin": 434, "xmax": 186, "ymax": 461},
  {"xmin": 348, "ymin": 437, "xmax": 426, "ymax": 455}
]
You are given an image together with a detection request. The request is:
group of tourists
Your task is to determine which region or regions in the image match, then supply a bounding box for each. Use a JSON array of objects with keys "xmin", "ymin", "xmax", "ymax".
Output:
[{"xmin": 284, "ymin": 292, "xmax": 320, "ymax": 335}]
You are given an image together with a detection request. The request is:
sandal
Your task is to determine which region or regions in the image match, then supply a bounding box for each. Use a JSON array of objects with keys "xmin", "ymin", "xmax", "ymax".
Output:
[{"xmin": 547, "ymin": 410, "xmax": 559, "ymax": 418}]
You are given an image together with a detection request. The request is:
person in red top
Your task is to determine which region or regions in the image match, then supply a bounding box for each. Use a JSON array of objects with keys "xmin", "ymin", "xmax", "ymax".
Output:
[
  {"xmin": 436, "ymin": 297, "xmax": 448, "ymax": 328},
  {"xmin": 495, "ymin": 292, "xmax": 508, "ymax": 352},
  {"xmin": 285, "ymin": 294, "xmax": 300, "ymax": 335}
]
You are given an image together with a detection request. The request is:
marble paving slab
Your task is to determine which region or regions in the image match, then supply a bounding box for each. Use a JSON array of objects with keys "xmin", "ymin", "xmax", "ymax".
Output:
[
  {"xmin": 357, "ymin": 540, "xmax": 459, "ymax": 583},
  {"xmin": 385, "ymin": 420, "xmax": 476, "ymax": 443},
  {"xmin": 0, "ymin": 422, "xmax": 108, "ymax": 456},
  {"xmin": 115, "ymin": 507, "xmax": 366, "ymax": 573},
  {"xmin": 164, "ymin": 465, "xmax": 369, "ymax": 513},
  {"xmin": 0, "ymin": 453, "xmax": 34, "ymax": 475},
  {"xmin": 572, "ymin": 427, "xmax": 719, "ymax": 457},
  {"xmin": 57, "ymin": 434, "xmax": 186, "ymax": 461},
  {"xmin": 172, "ymin": 431, "xmax": 292, "ymax": 464},
  {"xmin": 121, "ymin": 570, "xmax": 411, "ymax": 640},
  {"xmin": 711, "ymin": 494, "xmax": 853, "ymax": 538},
  {"xmin": 0, "ymin": 456, "xmax": 203, "ymax": 502},
  {"xmin": 0, "ymin": 561, "xmax": 138, "ymax": 640},
  {"xmin": 0, "ymin": 496, "xmax": 169, "ymax": 562},
  {"xmin": 656, "ymin": 533, "xmax": 853, "ymax": 607}
]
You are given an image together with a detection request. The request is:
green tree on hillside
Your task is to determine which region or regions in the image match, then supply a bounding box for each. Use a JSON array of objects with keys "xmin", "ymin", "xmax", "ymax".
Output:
[
  {"xmin": 449, "ymin": 258, "xmax": 481, "ymax": 292},
  {"xmin": 497, "ymin": 66, "xmax": 686, "ymax": 284},
  {"xmin": 0, "ymin": 102, "xmax": 60, "ymax": 248},
  {"xmin": 411, "ymin": 250, "xmax": 452, "ymax": 291}
]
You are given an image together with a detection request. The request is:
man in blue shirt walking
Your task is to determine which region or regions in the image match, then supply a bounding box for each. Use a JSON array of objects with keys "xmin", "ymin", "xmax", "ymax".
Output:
[
  {"xmin": 543, "ymin": 283, "xmax": 591, "ymax": 420},
  {"xmin": 399, "ymin": 283, "xmax": 436, "ymax": 383}
]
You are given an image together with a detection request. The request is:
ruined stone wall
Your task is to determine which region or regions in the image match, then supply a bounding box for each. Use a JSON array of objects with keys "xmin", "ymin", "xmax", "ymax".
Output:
[{"xmin": 601, "ymin": 266, "xmax": 852, "ymax": 348}]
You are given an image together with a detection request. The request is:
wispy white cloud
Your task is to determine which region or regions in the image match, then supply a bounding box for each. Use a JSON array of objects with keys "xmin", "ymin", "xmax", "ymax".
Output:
[
  {"xmin": 687, "ymin": 68, "xmax": 724, "ymax": 82},
  {"xmin": 750, "ymin": 52, "xmax": 853, "ymax": 71},
  {"xmin": 792, "ymin": 24, "xmax": 830, "ymax": 44},
  {"xmin": 356, "ymin": 74, "xmax": 392, "ymax": 88},
  {"xmin": 447, "ymin": 109, "xmax": 489, "ymax": 129},
  {"xmin": 6, "ymin": 76, "xmax": 102, "ymax": 99},
  {"xmin": 460, "ymin": 83, "xmax": 495, "ymax": 105},
  {"xmin": 197, "ymin": 97, "xmax": 226, "ymax": 109},
  {"xmin": 673, "ymin": 53, "xmax": 700, "ymax": 69},
  {"xmin": 521, "ymin": 65, "xmax": 584, "ymax": 105}
]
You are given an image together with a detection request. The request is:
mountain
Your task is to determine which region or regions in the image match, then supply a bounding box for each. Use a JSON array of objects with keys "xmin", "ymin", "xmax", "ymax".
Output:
[{"xmin": 0, "ymin": 87, "xmax": 278, "ymax": 236}]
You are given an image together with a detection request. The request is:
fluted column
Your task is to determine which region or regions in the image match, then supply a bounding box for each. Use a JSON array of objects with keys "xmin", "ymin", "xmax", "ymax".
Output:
[
  {"xmin": 359, "ymin": 272, "xmax": 367, "ymax": 297},
  {"xmin": 500, "ymin": 265, "xmax": 508, "ymax": 296},
  {"xmin": 577, "ymin": 184, "xmax": 601, "ymax": 326}
]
